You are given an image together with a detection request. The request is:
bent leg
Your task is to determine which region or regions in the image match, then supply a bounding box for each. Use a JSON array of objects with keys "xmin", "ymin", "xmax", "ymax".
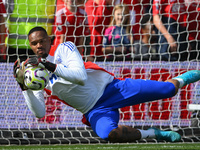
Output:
[
  {"xmin": 108, "ymin": 126, "xmax": 181, "ymax": 143},
  {"xmin": 173, "ymin": 70, "xmax": 200, "ymax": 88},
  {"xmin": 112, "ymin": 79, "xmax": 176, "ymax": 108},
  {"xmin": 85, "ymin": 108, "xmax": 144, "ymax": 142},
  {"xmin": 91, "ymin": 79, "xmax": 176, "ymax": 110},
  {"xmin": 108, "ymin": 125, "xmax": 142, "ymax": 143},
  {"xmin": 85, "ymin": 109, "xmax": 120, "ymax": 140}
]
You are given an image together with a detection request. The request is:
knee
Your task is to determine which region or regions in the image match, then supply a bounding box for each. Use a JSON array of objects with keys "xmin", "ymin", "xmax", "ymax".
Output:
[
  {"xmin": 108, "ymin": 128, "xmax": 121, "ymax": 143},
  {"xmin": 108, "ymin": 125, "xmax": 141, "ymax": 143}
]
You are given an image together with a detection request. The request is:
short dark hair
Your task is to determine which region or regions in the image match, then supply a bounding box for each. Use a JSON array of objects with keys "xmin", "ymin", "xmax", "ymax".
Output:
[
  {"xmin": 28, "ymin": 26, "xmax": 48, "ymax": 36},
  {"xmin": 141, "ymin": 14, "xmax": 153, "ymax": 29}
]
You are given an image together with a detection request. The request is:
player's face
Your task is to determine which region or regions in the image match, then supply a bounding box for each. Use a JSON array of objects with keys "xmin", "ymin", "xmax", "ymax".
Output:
[{"xmin": 28, "ymin": 31, "xmax": 51, "ymax": 58}]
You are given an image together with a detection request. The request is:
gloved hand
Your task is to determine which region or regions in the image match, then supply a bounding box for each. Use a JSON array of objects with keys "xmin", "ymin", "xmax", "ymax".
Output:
[
  {"xmin": 13, "ymin": 58, "xmax": 27, "ymax": 91},
  {"xmin": 24, "ymin": 56, "xmax": 56, "ymax": 72}
]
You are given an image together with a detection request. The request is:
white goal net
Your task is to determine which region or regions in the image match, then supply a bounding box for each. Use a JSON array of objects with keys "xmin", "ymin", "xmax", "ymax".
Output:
[{"xmin": 0, "ymin": 0, "xmax": 200, "ymax": 145}]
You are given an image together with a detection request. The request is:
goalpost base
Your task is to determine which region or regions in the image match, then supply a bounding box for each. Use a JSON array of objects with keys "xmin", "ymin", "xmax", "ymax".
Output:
[{"xmin": 188, "ymin": 104, "xmax": 200, "ymax": 111}]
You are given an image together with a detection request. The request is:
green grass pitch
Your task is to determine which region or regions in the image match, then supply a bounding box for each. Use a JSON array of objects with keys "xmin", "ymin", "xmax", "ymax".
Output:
[{"xmin": 0, "ymin": 143, "xmax": 200, "ymax": 150}]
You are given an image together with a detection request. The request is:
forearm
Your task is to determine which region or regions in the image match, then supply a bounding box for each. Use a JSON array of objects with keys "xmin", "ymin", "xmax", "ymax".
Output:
[
  {"xmin": 103, "ymin": 46, "xmax": 126, "ymax": 55},
  {"xmin": 22, "ymin": 89, "xmax": 46, "ymax": 118},
  {"xmin": 153, "ymin": 15, "xmax": 172, "ymax": 40},
  {"xmin": 102, "ymin": 47, "xmax": 114, "ymax": 54},
  {"xmin": 60, "ymin": 34, "xmax": 64, "ymax": 43}
]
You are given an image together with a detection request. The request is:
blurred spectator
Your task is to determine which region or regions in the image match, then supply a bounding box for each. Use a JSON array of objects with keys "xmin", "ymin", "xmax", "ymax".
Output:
[
  {"xmin": 52, "ymin": 0, "xmax": 89, "ymax": 55},
  {"xmin": 102, "ymin": 4, "xmax": 133, "ymax": 61},
  {"xmin": 153, "ymin": 0, "xmax": 189, "ymax": 61},
  {"xmin": 51, "ymin": 0, "xmax": 65, "ymax": 56},
  {"xmin": 0, "ymin": 0, "xmax": 6, "ymax": 61},
  {"xmin": 56, "ymin": 0, "xmax": 65, "ymax": 11},
  {"xmin": 5, "ymin": 0, "xmax": 56, "ymax": 62},
  {"xmin": 134, "ymin": 14, "xmax": 158, "ymax": 60},
  {"xmin": 85, "ymin": 0, "xmax": 115, "ymax": 61},
  {"xmin": 185, "ymin": 0, "xmax": 200, "ymax": 60},
  {"xmin": 119, "ymin": 0, "xmax": 151, "ymax": 41}
]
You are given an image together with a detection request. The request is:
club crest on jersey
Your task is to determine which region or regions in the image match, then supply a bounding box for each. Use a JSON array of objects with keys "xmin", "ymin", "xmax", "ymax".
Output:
[{"xmin": 56, "ymin": 56, "xmax": 62, "ymax": 64}]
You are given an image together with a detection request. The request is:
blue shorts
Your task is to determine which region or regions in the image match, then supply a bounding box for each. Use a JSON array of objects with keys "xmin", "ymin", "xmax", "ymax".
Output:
[{"xmin": 84, "ymin": 78, "xmax": 175, "ymax": 140}]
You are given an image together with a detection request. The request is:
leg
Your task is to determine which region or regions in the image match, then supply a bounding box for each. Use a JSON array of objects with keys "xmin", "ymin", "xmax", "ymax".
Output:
[
  {"xmin": 165, "ymin": 79, "xmax": 180, "ymax": 95},
  {"xmin": 85, "ymin": 109, "xmax": 120, "ymax": 140},
  {"xmin": 109, "ymin": 126, "xmax": 181, "ymax": 143},
  {"xmin": 108, "ymin": 125, "xmax": 141, "ymax": 142},
  {"xmin": 85, "ymin": 107, "xmax": 181, "ymax": 143},
  {"xmin": 90, "ymin": 79, "xmax": 177, "ymax": 110},
  {"xmin": 85, "ymin": 108, "xmax": 149, "ymax": 142},
  {"xmin": 173, "ymin": 70, "xmax": 200, "ymax": 88},
  {"xmin": 166, "ymin": 70, "xmax": 200, "ymax": 95}
]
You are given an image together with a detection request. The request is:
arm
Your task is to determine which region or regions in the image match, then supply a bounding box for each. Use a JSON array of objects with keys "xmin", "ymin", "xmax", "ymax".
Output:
[
  {"xmin": 102, "ymin": 46, "xmax": 114, "ymax": 55},
  {"xmin": 0, "ymin": 15, "xmax": 6, "ymax": 52},
  {"xmin": 55, "ymin": 10, "xmax": 65, "ymax": 45},
  {"xmin": 54, "ymin": 42, "xmax": 87, "ymax": 85},
  {"xmin": 153, "ymin": 14, "xmax": 177, "ymax": 52},
  {"xmin": 25, "ymin": 42, "xmax": 87, "ymax": 86},
  {"xmin": 22, "ymin": 89, "xmax": 46, "ymax": 118},
  {"xmin": 60, "ymin": 34, "xmax": 64, "ymax": 43},
  {"xmin": 102, "ymin": 32, "xmax": 115, "ymax": 54},
  {"xmin": 13, "ymin": 60, "xmax": 45, "ymax": 118},
  {"xmin": 102, "ymin": 46, "xmax": 127, "ymax": 55}
]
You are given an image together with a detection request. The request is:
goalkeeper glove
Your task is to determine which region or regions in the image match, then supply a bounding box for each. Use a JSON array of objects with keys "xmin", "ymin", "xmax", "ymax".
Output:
[
  {"xmin": 24, "ymin": 56, "xmax": 56, "ymax": 72},
  {"xmin": 13, "ymin": 58, "xmax": 27, "ymax": 91}
]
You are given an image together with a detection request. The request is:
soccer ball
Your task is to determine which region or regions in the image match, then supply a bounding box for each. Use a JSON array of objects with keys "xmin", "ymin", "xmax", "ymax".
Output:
[{"xmin": 24, "ymin": 66, "xmax": 49, "ymax": 90}]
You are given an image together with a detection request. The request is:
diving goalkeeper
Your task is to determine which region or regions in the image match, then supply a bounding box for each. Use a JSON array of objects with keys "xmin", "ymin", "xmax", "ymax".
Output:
[{"xmin": 13, "ymin": 26, "xmax": 200, "ymax": 143}]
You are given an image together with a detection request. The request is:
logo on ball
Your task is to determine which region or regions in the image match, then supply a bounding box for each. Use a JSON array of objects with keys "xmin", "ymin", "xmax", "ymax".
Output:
[{"xmin": 24, "ymin": 66, "xmax": 49, "ymax": 90}]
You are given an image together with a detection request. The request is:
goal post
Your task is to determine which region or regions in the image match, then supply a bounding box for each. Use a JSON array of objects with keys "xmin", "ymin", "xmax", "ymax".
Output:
[{"xmin": 0, "ymin": 0, "xmax": 200, "ymax": 145}]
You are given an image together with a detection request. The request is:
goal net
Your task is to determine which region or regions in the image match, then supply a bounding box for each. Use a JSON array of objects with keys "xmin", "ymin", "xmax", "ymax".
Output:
[{"xmin": 0, "ymin": 0, "xmax": 200, "ymax": 145}]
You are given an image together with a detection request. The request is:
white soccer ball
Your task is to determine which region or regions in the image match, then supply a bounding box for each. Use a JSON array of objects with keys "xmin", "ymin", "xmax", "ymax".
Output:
[{"xmin": 24, "ymin": 66, "xmax": 49, "ymax": 91}]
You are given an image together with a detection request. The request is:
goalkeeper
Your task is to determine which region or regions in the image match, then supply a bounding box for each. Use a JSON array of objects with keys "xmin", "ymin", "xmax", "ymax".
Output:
[{"xmin": 14, "ymin": 26, "xmax": 200, "ymax": 143}]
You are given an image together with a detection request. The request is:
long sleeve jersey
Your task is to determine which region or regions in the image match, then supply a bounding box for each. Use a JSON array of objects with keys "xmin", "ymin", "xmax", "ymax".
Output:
[{"xmin": 22, "ymin": 42, "xmax": 114, "ymax": 118}]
